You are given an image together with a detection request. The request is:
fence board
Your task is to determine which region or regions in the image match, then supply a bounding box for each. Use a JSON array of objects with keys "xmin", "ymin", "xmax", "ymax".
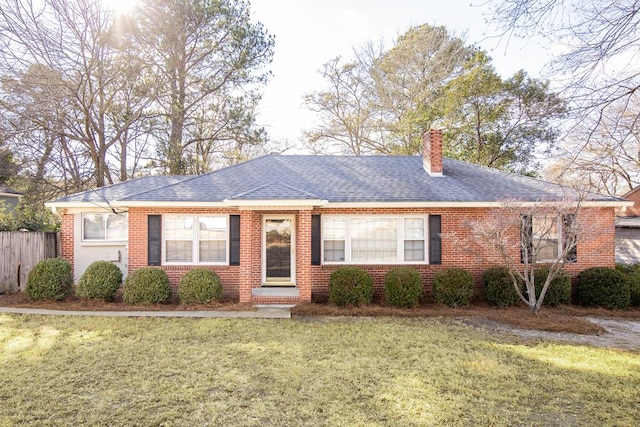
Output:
[{"xmin": 0, "ymin": 232, "xmax": 59, "ymax": 293}]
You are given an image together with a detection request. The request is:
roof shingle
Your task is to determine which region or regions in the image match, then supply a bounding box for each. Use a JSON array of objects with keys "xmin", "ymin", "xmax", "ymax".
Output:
[{"xmin": 50, "ymin": 155, "xmax": 624, "ymax": 205}]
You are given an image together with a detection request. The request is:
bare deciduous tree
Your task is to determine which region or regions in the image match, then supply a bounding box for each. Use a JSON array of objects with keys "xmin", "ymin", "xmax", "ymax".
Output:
[
  {"xmin": 489, "ymin": 0, "xmax": 640, "ymax": 146},
  {"xmin": 302, "ymin": 56, "xmax": 383, "ymax": 155},
  {"xmin": 467, "ymin": 198, "xmax": 607, "ymax": 314},
  {"xmin": 547, "ymin": 95, "xmax": 640, "ymax": 195},
  {"xmin": 0, "ymin": 0, "xmax": 155, "ymax": 193}
]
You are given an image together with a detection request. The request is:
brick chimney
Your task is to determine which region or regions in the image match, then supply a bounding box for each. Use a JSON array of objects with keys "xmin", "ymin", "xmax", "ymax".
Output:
[{"xmin": 423, "ymin": 129, "xmax": 443, "ymax": 176}]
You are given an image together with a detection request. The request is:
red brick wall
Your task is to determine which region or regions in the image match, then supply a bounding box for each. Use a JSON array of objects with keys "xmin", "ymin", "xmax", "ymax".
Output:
[
  {"xmin": 423, "ymin": 129, "xmax": 443, "ymax": 175},
  {"xmin": 310, "ymin": 206, "xmax": 616, "ymax": 302},
  {"xmin": 123, "ymin": 205, "xmax": 616, "ymax": 303},
  {"xmin": 621, "ymin": 187, "xmax": 640, "ymax": 216},
  {"xmin": 60, "ymin": 213, "xmax": 75, "ymax": 275},
  {"xmin": 128, "ymin": 207, "xmax": 242, "ymax": 299}
]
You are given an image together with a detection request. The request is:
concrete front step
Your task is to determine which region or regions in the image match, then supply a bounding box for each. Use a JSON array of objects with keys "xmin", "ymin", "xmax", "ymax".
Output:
[{"xmin": 251, "ymin": 287, "xmax": 299, "ymax": 305}]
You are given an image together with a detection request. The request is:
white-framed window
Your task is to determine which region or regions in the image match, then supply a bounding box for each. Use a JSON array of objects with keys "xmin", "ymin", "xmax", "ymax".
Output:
[
  {"xmin": 532, "ymin": 215, "xmax": 560, "ymax": 262},
  {"xmin": 322, "ymin": 215, "xmax": 427, "ymax": 264},
  {"xmin": 82, "ymin": 213, "xmax": 127, "ymax": 241},
  {"xmin": 164, "ymin": 215, "xmax": 228, "ymax": 264},
  {"xmin": 522, "ymin": 214, "xmax": 577, "ymax": 263}
]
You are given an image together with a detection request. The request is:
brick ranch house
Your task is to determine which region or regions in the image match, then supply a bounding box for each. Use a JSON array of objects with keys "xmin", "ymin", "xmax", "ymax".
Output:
[{"xmin": 46, "ymin": 130, "xmax": 629, "ymax": 304}]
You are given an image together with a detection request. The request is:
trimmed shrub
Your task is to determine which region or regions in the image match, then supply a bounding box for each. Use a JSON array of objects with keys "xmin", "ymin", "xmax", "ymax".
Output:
[
  {"xmin": 433, "ymin": 268, "xmax": 473, "ymax": 307},
  {"xmin": 123, "ymin": 267, "xmax": 171, "ymax": 304},
  {"xmin": 533, "ymin": 267, "xmax": 572, "ymax": 306},
  {"xmin": 384, "ymin": 266, "xmax": 423, "ymax": 308},
  {"xmin": 616, "ymin": 263, "xmax": 640, "ymax": 307},
  {"xmin": 25, "ymin": 257, "xmax": 73, "ymax": 301},
  {"xmin": 328, "ymin": 267, "xmax": 373, "ymax": 306},
  {"xmin": 482, "ymin": 266, "xmax": 522, "ymax": 307},
  {"xmin": 578, "ymin": 267, "xmax": 630, "ymax": 309},
  {"xmin": 76, "ymin": 261, "xmax": 122, "ymax": 302},
  {"xmin": 178, "ymin": 268, "xmax": 223, "ymax": 304}
]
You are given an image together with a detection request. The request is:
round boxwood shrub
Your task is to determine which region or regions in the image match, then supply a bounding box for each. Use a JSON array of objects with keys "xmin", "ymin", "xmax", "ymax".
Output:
[
  {"xmin": 533, "ymin": 267, "xmax": 572, "ymax": 306},
  {"xmin": 25, "ymin": 257, "xmax": 73, "ymax": 301},
  {"xmin": 482, "ymin": 266, "xmax": 522, "ymax": 307},
  {"xmin": 25, "ymin": 258, "xmax": 73, "ymax": 301},
  {"xmin": 384, "ymin": 266, "xmax": 423, "ymax": 308},
  {"xmin": 433, "ymin": 268, "xmax": 473, "ymax": 307},
  {"xmin": 577, "ymin": 267, "xmax": 630, "ymax": 309},
  {"xmin": 76, "ymin": 260, "xmax": 122, "ymax": 302},
  {"xmin": 123, "ymin": 267, "xmax": 171, "ymax": 304},
  {"xmin": 178, "ymin": 268, "xmax": 223, "ymax": 304},
  {"xmin": 328, "ymin": 267, "xmax": 373, "ymax": 306},
  {"xmin": 616, "ymin": 263, "xmax": 640, "ymax": 307}
]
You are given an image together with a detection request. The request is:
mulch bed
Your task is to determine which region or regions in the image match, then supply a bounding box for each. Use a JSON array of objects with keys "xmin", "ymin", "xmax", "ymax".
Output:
[{"xmin": 2, "ymin": 291, "xmax": 639, "ymax": 335}]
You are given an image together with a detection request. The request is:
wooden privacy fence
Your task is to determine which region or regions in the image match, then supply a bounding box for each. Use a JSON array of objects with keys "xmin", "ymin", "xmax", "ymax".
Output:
[{"xmin": 0, "ymin": 232, "xmax": 59, "ymax": 293}]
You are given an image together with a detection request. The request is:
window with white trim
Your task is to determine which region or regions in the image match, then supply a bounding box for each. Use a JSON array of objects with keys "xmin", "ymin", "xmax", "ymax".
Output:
[
  {"xmin": 322, "ymin": 216, "xmax": 427, "ymax": 264},
  {"xmin": 532, "ymin": 216, "xmax": 559, "ymax": 262},
  {"xmin": 82, "ymin": 213, "xmax": 127, "ymax": 241},
  {"xmin": 164, "ymin": 216, "xmax": 228, "ymax": 264}
]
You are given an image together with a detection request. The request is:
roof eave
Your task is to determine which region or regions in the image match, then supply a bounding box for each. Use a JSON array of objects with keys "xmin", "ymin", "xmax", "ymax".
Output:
[
  {"xmin": 322, "ymin": 200, "xmax": 632, "ymax": 208},
  {"xmin": 223, "ymin": 199, "xmax": 329, "ymax": 209}
]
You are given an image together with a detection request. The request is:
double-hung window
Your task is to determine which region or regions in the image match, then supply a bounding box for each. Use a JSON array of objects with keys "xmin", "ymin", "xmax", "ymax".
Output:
[
  {"xmin": 164, "ymin": 216, "xmax": 228, "ymax": 264},
  {"xmin": 532, "ymin": 216, "xmax": 559, "ymax": 262},
  {"xmin": 322, "ymin": 216, "xmax": 427, "ymax": 264},
  {"xmin": 522, "ymin": 214, "xmax": 577, "ymax": 263},
  {"xmin": 82, "ymin": 213, "xmax": 127, "ymax": 241}
]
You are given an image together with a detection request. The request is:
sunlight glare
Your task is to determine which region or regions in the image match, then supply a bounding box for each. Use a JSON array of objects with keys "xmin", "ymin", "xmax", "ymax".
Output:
[{"xmin": 102, "ymin": 0, "xmax": 139, "ymax": 13}]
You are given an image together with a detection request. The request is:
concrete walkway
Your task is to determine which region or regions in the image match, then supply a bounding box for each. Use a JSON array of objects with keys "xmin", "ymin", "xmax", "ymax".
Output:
[{"xmin": 0, "ymin": 306, "xmax": 291, "ymax": 319}]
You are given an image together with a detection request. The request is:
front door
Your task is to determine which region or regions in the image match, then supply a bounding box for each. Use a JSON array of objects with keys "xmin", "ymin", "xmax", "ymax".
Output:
[{"xmin": 263, "ymin": 216, "xmax": 295, "ymax": 285}]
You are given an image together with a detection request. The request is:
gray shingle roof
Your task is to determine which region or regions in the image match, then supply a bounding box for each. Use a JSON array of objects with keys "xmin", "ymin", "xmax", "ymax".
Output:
[
  {"xmin": 51, "ymin": 175, "xmax": 190, "ymax": 204},
  {"xmin": 0, "ymin": 185, "xmax": 22, "ymax": 196},
  {"xmin": 50, "ymin": 155, "xmax": 624, "ymax": 205}
]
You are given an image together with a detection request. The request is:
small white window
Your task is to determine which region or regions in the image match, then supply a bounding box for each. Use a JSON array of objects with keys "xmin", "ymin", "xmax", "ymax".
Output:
[
  {"xmin": 532, "ymin": 216, "xmax": 560, "ymax": 262},
  {"xmin": 198, "ymin": 216, "xmax": 227, "ymax": 263},
  {"xmin": 323, "ymin": 217, "xmax": 346, "ymax": 262},
  {"xmin": 82, "ymin": 213, "xmax": 127, "ymax": 241},
  {"xmin": 165, "ymin": 217, "xmax": 194, "ymax": 262},
  {"xmin": 404, "ymin": 218, "xmax": 425, "ymax": 262}
]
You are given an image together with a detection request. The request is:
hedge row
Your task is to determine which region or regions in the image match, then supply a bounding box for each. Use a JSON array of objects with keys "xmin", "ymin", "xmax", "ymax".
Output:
[
  {"xmin": 25, "ymin": 258, "xmax": 640, "ymax": 309},
  {"xmin": 25, "ymin": 260, "xmax": 223, "ymax": 305},
  {"xmin": 327, "ymin": 264, "xmax": 640, "ymax": 309}
]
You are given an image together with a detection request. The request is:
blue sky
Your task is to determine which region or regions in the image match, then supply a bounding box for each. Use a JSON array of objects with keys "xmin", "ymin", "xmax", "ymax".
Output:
[{"xmin": 250, "ymin": 0, "xmax": 553, "ymax": 146}]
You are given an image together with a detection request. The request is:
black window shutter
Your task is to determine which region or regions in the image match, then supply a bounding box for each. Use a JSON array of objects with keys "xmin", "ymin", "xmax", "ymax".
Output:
[
  {"xmin": 311, "ymin": 215, "xmax": 321, "ymax": 265},
  {"xmin": 563, "ymin": 214, "xmax": 577, "ymax": 263},
  {"xmin": 148, "ymin": 215, "xmax": 161, "ymax": 266},
  {"xmin": 429, "ymin": 215, "xmax": 442, "ymax": 265},
  {"xmin": 229, "ymin": 215, "xmax": 241, "ymax": 266},
  {"xmin": 520, "ymin": 215, "xmax": 533, "ymax": 264}
]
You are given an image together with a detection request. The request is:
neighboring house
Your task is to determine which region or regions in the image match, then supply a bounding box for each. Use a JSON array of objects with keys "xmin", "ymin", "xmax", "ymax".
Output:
[
  {"xmin": 615, "ymin": 187, "xmax": 640, "ymax": 264},
  {"xmin": 46, "ymin": 130, "xmax": 628, "ymax": 304},
  {"xmin": 0, "ymin": 185, "xmax": 22, "ymax": 210}
]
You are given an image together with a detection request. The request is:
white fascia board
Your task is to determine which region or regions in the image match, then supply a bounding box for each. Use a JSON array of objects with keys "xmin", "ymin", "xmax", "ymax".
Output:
[
  {"xmin": 321, "ymin": 200, "xmax": 633, "ymax": 209},
  {"xmin": 111, "ymin": 201, "xmax": 228, "ymax": 208},
  {"xmin": 222, "ymin": 199, "xmax": 328, "ymax": 208},
  {"xmin": 45, "ymin": 201, "xmax": 114, "ymax": 215}
]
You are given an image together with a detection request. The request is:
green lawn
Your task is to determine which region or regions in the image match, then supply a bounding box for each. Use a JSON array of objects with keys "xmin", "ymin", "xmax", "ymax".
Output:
[{"xmin": 0, "ymin": 314, "xmax": 638, "ymax": 426}]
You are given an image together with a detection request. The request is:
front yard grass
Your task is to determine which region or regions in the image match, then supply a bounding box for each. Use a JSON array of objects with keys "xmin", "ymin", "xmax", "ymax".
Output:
[{"xmin": 0, "ymin": 314, "xmax": 638, "ymax": 426}]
